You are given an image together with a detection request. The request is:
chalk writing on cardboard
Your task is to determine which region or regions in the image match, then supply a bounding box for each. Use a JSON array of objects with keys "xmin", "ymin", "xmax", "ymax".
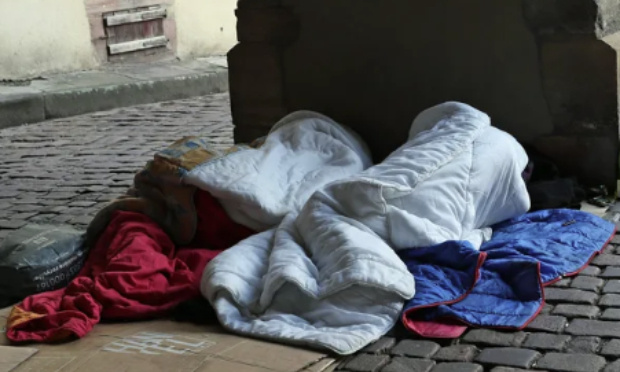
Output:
[{"xmin": 102, "ymin": 332, "xmax": 215, "ymax": 355}]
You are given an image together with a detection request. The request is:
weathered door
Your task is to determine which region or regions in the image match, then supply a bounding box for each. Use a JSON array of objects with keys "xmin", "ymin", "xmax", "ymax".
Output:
[{"xmin": 85, "ymin": 0, "xmax": 176, "ymax": 63}]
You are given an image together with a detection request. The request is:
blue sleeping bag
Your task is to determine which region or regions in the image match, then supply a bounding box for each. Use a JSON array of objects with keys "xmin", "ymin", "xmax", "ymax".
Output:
[{"xmin": 399, "ymin": 209, "xmax": 615, "ymax": 338}]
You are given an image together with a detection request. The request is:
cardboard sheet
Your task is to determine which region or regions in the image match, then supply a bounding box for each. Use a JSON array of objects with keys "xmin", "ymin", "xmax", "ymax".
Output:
[
  {"xmin": 0, "ymin": 308, "xmax": 337, "ymax": 372},
  {"xmin": 0, "ymin": 346, "xmax": 38, "ymax": 372}
]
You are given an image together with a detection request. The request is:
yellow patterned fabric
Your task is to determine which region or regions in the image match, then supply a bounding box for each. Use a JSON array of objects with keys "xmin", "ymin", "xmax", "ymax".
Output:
[{"xmin": 85, "ymin": 136, "xmax": 259, "ymax": 247}]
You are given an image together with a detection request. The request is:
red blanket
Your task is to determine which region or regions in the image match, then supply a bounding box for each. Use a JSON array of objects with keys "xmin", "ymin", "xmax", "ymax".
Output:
[{"xmin": 6, "ymin": 190, "xmax": 254, "ymax": 343}]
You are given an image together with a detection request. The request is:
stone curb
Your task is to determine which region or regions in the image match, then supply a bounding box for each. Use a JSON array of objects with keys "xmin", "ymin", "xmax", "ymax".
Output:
[{"xmin": 0, "ymin": 68, "xmax": 228, "ymax": 129}]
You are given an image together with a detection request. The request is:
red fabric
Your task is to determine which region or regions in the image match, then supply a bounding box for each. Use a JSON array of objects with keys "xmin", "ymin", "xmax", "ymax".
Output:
[
  {"xmin": 7, "ymin": 190, "xmax": 254, "ymax": 343},
  {"xmin": 190, "ymin": 189, "xmax": 255, "ymax": 250},
  {"xmin": 405, "ymin": 320, "xmax": 468, "ymax": 338}
]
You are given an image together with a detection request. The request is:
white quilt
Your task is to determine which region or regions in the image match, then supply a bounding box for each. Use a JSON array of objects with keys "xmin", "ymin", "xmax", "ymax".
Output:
[
  {"xmin": 184, "ymin": 110, "xmax": 372, "ymax": 231},
  {"xmin": 199, "ymin": 102, "xmax": 531, "ymax": 355}
]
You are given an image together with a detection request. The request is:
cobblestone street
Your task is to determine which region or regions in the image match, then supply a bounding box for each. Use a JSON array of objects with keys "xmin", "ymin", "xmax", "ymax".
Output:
[
  {"xmin": 0, "ymin": 93, "xmax": 233, "ymax": 240},
  {"xmin": 3, "ymin": 93, "xmax": 620, "ymax": 371}
]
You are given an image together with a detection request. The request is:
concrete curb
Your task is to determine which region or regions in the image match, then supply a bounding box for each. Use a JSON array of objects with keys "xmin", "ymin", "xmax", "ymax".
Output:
[
  {"xmin": 0, "ymin": 93, "xmax": 45, "ymax": 129},
  {"xmin": 44, "ymin": 71, "xmax": 228, "ymax": 120},
  {"xmin": 0, "ymin": 58, "xmax": 228, "ymax": 129}
]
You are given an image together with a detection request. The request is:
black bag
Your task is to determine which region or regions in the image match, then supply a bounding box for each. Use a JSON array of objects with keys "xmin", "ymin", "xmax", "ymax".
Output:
[
  {"xmin": 0, "ymin": 224, "xmax": 88, "ymax": 307},
  {"xmin": 522, "ymin": 144, "xmax": 587, "ymax": 211},
  {"xmin": 528, "ymin": 178, "xmax": 585, "ymax": 211}
]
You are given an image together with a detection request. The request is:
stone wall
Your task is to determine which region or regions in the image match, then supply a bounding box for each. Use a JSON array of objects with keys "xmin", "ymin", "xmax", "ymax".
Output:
[
  {"xmin": 229, "ymin": 0, "xmax": 620, "ymax": 188},
  {"xmin": 524, "ymin": 0, "xmax": 620, "ymax": 189}
]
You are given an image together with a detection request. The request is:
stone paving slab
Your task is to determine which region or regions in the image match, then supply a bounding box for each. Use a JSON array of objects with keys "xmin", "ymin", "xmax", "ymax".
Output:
[{"xmin": 2, "ymin": 93, "xmax": 620, "ymax": 372}]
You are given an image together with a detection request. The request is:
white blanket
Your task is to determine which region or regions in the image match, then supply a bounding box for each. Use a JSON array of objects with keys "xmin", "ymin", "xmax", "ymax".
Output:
[
  {"xmin": 184, "ymin": 110, "xmax": 372, "ymax": 231},
  {"xmin": 200, "ymin": 102, "xmax": 531, "ymax": 355}
]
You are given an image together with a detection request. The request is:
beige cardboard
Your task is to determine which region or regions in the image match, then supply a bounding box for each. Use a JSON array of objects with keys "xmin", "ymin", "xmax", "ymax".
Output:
[
  {"xmin": 0, "ymin": 346, "xmax": 38, "ymax": 372},
  {"xmin": 0, "ymin": 307, "xmax": 336, "ymax": 372},
  {"xmin": 299, "ymin": 357, "xmax": 338, "ymax": 372}
]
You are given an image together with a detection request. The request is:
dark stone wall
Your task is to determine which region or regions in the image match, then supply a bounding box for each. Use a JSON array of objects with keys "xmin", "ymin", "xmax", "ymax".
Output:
[
  {"xmin": 524, "ymin": 0, "xmax": 619, "ymax": 188},
  {"xmin": 229, "ymin": 0, "xmax": 620, "ymax": 188},
  {"xmin": 280, "ymin": 0, "xmax": 553, "ymax": 161}
]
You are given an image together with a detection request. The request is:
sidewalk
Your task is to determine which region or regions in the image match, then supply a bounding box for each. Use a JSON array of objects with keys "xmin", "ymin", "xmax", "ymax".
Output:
[{"xmin": 0, "ymin": 57, "xmax": 228, "ymax": 129}]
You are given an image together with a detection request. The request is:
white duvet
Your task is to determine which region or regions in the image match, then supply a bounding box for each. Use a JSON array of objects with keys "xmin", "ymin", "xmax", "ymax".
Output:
[
  {"xmin": 196, "ymin": 102, "xmax": 531, "ymax": 355},
  {"xmin": 184, "ymin": 110, "xmax": 372, "ymax": 231}
]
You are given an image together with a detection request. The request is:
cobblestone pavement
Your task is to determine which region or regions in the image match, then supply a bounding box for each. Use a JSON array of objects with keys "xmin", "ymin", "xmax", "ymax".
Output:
[
  {"xmin": 0, "ymin": 93, "xmax": 233, "ymax": 239},
  {"xmin": 2, "ymin": 93, "xmax": 620, "ymax": 372}
]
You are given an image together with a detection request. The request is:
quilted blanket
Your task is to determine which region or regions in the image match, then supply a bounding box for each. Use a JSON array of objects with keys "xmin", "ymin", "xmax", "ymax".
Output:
[
  {"xmin": 400, "ymin": 209, "xmax": 615, "ymax": 338},
  {"xmin": 201, "ymin": 102, "xmax": 531, "ymax": 355},
  {"xmin": 184, "ymin": 110, "xmax": 372, "ymax": 231}
]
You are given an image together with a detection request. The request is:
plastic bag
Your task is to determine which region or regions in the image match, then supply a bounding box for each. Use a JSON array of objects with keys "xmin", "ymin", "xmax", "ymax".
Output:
[{"xmin": 0, "ymin": 224, "xmax": 87, "ymax": 307}]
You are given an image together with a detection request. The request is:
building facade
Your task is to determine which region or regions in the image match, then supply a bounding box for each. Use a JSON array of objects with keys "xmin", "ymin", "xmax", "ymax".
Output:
[{"xmin": 0, "ymin": 0, "xmax": 236, "ymax": 80}]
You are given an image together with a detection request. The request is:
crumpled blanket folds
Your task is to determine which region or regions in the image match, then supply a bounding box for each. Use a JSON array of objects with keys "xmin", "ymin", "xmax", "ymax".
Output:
[
  {"xmin": 202, "ymin": 102, "xmax": 539, "ymax": 354},
  {"xmin": 400, "ymin": 208, "xmax": 614, "ymax": 339}
]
